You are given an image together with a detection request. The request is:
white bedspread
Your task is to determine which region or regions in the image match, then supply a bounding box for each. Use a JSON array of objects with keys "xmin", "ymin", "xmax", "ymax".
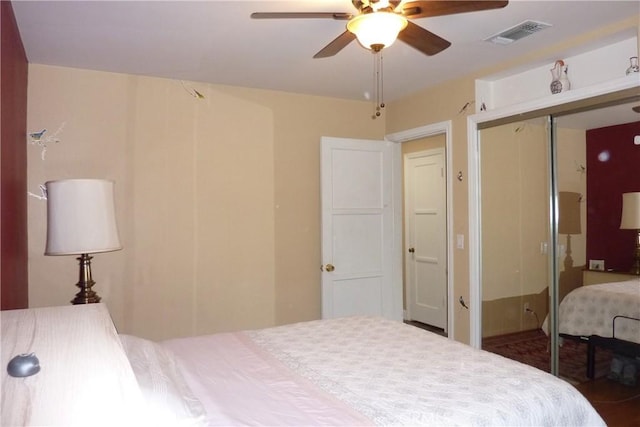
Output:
[
  {"xmin": 164, "ymin": 317, "xmax": 604, "ymax": 426},
  {"xmin": 555, "ymin": 279, "xmax": 640, "ymax": 343},
  {"xmin": 162, "ymin": 330, "xmax": 372, "ymax": 426}
]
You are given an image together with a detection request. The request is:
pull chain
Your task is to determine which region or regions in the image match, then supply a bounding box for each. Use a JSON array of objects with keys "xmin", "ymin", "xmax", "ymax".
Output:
[
  {"xmin": 379, "ymin": 53, "xmax": 385, "ymax": 110},
  {"xmin": 371, "ymin": 50, "xmax": 385, "ymax": 119}
]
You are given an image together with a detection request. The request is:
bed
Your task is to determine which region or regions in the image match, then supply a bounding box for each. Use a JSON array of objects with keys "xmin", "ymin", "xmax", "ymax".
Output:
[
  {"xmin": 120, "ymin": 316, "xmax": 604, "ymax": 426},
  {"xmin": 550, "ymin": 278, "xmax": 640, "ymax": 378}
]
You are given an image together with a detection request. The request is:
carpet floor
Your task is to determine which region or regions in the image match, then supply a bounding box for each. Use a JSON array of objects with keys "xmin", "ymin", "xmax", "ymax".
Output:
[{"xmin": 483, "ymin": 329, "xmax": 612, "ymax": 384}]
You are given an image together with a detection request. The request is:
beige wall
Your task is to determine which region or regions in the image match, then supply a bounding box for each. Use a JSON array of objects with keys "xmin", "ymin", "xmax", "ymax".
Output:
[
  {"xmin": 27, "ymin": 65, "xmax": 384, "ymax": 340},
  {"xmin": 386, "ymin": 78, "xmax": 475, "ymax": 343},
  {"xmin": 26, "ymin": 15, "xmax": 638, "ymax": 343},
  {"xmin": 27, "ymin": 67, "xmax": 133, "ymax": 331},
  {"xmin": 480, "ymin": 119, "xmax": 550, "ymax": 302}
]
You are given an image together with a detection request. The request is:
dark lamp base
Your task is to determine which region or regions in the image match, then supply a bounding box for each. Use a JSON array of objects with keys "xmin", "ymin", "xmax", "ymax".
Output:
[
  {"xmin": 71, "ymin": 254, "xmax": 102, "ymax": 305},
  {"xmin": 630, "ymin": 260, "xmax": 640, "ymax": 276},
  {"xmin": 631, "ymin": 233, "xmax": 640, "ymax": 276}
]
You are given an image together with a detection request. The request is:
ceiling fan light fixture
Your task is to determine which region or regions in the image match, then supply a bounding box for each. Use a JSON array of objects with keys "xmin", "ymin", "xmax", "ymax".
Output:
[{"xmin": 347, "ymin": 12, "xmax": 407, "ymax": 51}]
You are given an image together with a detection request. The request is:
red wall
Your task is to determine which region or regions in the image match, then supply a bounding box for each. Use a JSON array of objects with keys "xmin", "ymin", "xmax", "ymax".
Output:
[
  {"xmin": 1, "ymin": 1, "xmax": 29, "ymax": 309},
  {"xmin": 586, "ymin": 121, "xmax": 640, "ymax": 272}
]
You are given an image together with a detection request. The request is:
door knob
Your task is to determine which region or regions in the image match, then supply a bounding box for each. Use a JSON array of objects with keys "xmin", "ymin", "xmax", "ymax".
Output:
[
  {"xmin": 408, "ymin": 247, "xmax": 415, "ymax": 253},
  {"xmin": 324, "ymin": 263, "xmax": 335, "ymax": 272}
]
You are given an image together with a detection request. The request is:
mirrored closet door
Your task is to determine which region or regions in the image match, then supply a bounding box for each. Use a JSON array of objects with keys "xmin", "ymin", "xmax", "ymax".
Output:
[
  {"xmin": 478, "ymin": 97, "xmax": 640, "ymax": 388},
  {"xmin": 479, "ymin": 116, "xmax": 554, "ymax": 374},
  {"xmin": 553, "ymin": 101, "xmax": 640, "ymax": 385}
]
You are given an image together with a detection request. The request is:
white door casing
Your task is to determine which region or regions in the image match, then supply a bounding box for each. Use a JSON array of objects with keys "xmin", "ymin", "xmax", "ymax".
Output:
[
  {"xmin": 320, "ymin": 136, "xmax": 396, "ymax": 319},
  {"xmin": 405, "ymin": 148, "xmax": 447, "ymax": 330},
  {"xmin": 387, "ymin": 121, "xmax": 454, "ymax": 337}
]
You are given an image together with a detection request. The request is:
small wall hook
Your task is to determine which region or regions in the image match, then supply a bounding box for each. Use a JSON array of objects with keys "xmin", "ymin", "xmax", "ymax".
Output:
[{"xmin": 457, "ymin": 171, "xmax": 463, "ymax": 182}]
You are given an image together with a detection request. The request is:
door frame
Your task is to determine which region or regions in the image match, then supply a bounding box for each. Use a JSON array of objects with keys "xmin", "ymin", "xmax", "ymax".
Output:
[{"xmin": 387, "ymin": 120, "xmax": 454, "ymax": 337}]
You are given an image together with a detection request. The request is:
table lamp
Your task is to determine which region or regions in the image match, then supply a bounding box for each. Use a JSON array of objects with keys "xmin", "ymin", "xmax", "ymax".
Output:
[
  {"xmin": 558, "ymin": 191, "xmax": 582, "ymax": 267},
  {"xmin": 620, "ymin": 191, "xmax": 640, "ymax": 275},
  {"xmin": 45, "ymin": 179, "xmax": 122, "ymax": 304}
]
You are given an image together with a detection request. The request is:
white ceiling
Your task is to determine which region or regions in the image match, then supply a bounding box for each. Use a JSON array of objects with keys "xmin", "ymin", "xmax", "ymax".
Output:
[{"xmin": 11, "ymin": 0, "xmax": 640, "ymax": 126}]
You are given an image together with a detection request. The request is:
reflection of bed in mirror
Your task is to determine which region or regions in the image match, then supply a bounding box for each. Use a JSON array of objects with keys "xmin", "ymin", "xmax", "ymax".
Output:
[{"xmin": 546, "ymin": 278, "xmax": 640, "ymax": 378}]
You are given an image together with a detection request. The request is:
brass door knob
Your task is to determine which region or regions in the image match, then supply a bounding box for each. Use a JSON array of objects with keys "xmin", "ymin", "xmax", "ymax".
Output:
[{"xmin": 325, "ymin": 263, "xmax": 335, "ymax": 272}]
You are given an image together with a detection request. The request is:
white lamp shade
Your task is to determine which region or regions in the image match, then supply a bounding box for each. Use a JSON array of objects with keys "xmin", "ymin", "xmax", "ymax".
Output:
[
  {"xmin": 347, "ymin": 12, "xmax": 407, "ymax": 50},
  {"xmin": 620, "ymin": 192, "xmax": 640, "ymax": 230},
  {"xmin": 45, "ymin": 179, "xmax": 122, "ymax": 255}
]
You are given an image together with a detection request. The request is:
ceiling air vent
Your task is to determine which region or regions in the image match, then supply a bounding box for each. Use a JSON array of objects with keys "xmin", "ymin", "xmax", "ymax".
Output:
[{"xmin": 485, "ymin": 20, "xmax": 552, "ymax": 45}]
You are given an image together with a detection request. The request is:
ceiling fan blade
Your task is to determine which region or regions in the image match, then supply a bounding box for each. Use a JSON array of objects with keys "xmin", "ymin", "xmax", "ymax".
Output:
[
  {"xmin": 397, "ymin": 21, "xmax": 451, "ymax": 56},
  {"xmin": 401, "ymin": 1, "xmax": 508, "ymax": 19},
  {"xmin": 314, "ymin": 31, "xmax": 357, "ymax": 58},
  {"xmin": 251, "ymin": 12, "xmax": 352, "ymax": 20}
]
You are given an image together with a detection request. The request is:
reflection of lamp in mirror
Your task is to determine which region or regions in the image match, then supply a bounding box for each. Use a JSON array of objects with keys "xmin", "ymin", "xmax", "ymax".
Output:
[
  {"xmin": 558, "ymin": 191, "xmax": 582, "ymax": 269},
  {"xmin": 45, "ymin": 179, "xmax": 122, "ymax": 304},
  {"xmin": 620, "ymin": 191, "xmax": 640, "ymax": 275}
]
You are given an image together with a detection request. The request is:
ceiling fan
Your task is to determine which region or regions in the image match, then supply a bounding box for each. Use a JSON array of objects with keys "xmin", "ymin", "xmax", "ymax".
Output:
[{"xmin": 251, "ymin": 1, "xmax": 509, "ymax": 58}]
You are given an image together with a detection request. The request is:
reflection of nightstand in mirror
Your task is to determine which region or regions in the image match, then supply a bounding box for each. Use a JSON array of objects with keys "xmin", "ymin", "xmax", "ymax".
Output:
[{"xmin": 583, "ymin": 269, "xmax": 640, "ymax": 285}]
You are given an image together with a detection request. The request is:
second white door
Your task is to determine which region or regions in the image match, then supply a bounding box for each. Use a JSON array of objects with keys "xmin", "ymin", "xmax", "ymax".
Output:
[{"xmin": 405, "ymin": 148, "xmax": 447, "ymax": 329}]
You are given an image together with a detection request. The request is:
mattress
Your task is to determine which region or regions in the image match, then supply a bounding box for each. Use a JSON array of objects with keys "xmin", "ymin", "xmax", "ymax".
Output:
[
  {"xmin": 155, "ymin": 316, "xmax": 603, "ymax": 426},
  {"xmin": 554, "ymin": 279, "xmax": 640, "ymax": 343}
]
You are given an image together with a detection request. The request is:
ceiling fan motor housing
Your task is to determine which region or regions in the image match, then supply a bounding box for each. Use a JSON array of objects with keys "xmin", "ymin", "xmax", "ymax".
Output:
[{"xmin": 346, "ymin": 11, "xmax": 408, "ymax": 50}]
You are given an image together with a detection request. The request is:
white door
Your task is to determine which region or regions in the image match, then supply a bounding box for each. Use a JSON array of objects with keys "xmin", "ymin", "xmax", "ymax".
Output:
[
  {"xmin": 320, "ymin": 136, "xmax": 396, "ymax": 319},
  {"xmin": 405, "ymin": 148, "xmax": 447, "ymax": 329}
]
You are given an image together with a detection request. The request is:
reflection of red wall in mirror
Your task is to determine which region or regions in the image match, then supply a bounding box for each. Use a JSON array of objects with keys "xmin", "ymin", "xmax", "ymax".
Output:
[
  {"xmin": 0, "ymin": 1, "xmax": 29, "ymax": 309},
  {"xmin": 586, "ymin": 121, "xmax": 640, "ymax": 273}
]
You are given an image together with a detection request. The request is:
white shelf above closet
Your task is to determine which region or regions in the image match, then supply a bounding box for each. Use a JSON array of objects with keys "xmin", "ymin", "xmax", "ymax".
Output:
[{"xmin": 476, "ymin": 34, "xmax": 639, "ymax": 113}]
